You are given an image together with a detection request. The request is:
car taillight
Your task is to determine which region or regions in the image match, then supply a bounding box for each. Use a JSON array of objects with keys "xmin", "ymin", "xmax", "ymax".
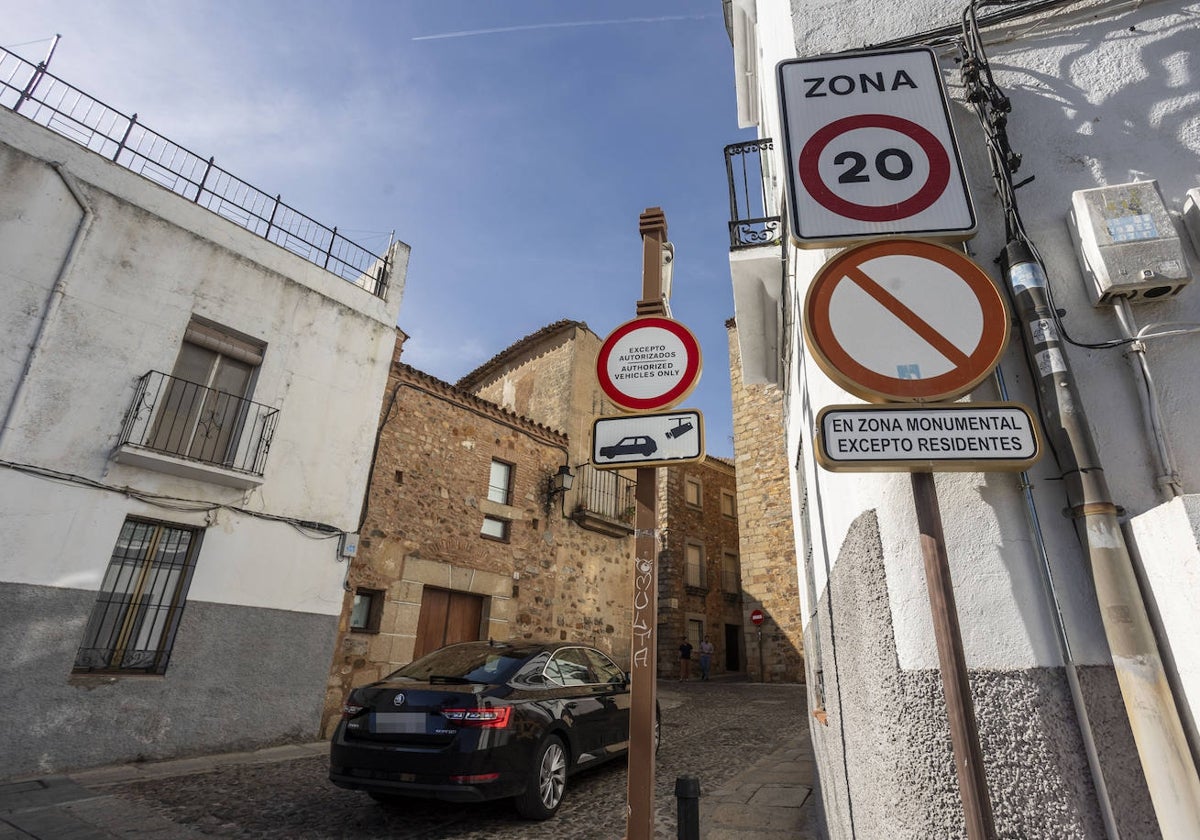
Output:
[
  {"xmin": 341, "ymin": 700, "xmax": 365, "ymax": 719},
  {"xmin": 442, "ymin": 707, "xmax": 512, "ymax": 728},
  {"xmin": 450, "ymin": 772, "xmax": 500, "ymax": 784}
]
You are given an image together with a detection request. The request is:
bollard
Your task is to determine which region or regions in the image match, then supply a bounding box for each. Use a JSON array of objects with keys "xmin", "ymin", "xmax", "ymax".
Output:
[{"xmin": 675, "ymin": 775, "xmax": 701, "ymax": 840}]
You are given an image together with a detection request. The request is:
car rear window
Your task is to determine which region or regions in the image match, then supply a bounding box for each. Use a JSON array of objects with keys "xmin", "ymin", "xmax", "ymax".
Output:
[{"xmin": 387, "ymin": 644, "xmax": 531, "ymax": 684}]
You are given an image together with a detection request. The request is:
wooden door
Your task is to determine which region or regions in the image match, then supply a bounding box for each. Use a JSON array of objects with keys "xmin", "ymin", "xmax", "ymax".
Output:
[{"xmin": 413, "ymin": 587, "xmax": 484, "ymax": 659}]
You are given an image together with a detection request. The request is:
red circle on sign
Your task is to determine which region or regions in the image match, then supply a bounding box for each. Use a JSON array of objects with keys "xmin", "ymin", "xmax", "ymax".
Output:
[
  {"xmin": 596, "ymin": 317, "xmax": 702, "ymax": 412},
  {"xmin": 750, "ymin": 609, "xmax": 765, "ymax": 626},
  {"xmin": 803, "ymin": 239, "xmax": 1009, "ymax": 403},
  {"xmin": 798, "ymin": 114, "xmax": 951, "ymax": 222}
]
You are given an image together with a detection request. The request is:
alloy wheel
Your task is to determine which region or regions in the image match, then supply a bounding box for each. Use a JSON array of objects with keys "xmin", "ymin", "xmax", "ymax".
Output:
[{"xmin": 538, "ymin": 740, "xmax": 567, "ymax": 809}]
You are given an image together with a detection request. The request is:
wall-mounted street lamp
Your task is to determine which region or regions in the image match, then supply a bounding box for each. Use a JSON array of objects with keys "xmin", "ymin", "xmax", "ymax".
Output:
[{"xmin": 547, "ymin": 464, "xmax": 575, "ymax": 515}]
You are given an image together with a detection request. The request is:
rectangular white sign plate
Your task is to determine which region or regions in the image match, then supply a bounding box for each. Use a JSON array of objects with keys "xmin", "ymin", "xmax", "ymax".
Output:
[
  {"xmin": 815, "ymin": 403, "xmax": 1041, "ymax": 472},
  {"xmin": 591, "ymin": 410, "xmax": 704, "ymax": 469},
  {"xmin": 777, "ymin": 46, "xmax": 976, "ymax": 247}
]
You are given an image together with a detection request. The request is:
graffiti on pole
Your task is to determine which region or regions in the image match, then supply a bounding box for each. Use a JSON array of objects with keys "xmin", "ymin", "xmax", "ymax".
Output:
[{"xmin": 631, "ymin": 556, "xmax": 654, "ymax": 668}]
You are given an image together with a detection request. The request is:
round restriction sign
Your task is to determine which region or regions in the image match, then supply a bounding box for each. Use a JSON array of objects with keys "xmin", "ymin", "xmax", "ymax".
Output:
[
  {"xmin": 750, "ymin": 609, "xmax": 765, "ymax": 626},
  {"xmin": 803, "ymin": 239, "xmax": 1009, "ymax": 403},
  {"xmin": 798, "ymin": 114, "xmax": 951, "ymax": 222},
  {"xmin": 596, "ymin": 316, "xmax": 702, "ymax": 412}
]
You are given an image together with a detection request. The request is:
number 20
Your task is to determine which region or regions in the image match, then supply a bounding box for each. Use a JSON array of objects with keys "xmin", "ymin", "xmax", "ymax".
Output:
[{"xmin": 834, "ymin": 148, "xmax": 914, "ymax": 183}]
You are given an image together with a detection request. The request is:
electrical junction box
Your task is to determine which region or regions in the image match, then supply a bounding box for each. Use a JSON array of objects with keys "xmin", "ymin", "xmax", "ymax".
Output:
[{"xmin": 1067, "ymin": 180, "xmax": 1191, "ymax": 306}]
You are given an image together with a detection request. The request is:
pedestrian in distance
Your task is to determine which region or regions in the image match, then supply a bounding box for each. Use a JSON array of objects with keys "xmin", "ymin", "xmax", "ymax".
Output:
[
  {"xmin": 699, "ymin": 636, "xmax": 714, "ymax": 680},
  {"xmin": 679, "ymin": 638, "xmax": 693, "ymax": 680}
]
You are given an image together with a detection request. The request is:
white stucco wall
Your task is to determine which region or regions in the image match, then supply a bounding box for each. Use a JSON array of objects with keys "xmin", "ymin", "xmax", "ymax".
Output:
[
  {"xmin": 738, "ymin": 0, "xmax": 1200, "ymax": 672},
  {"xmin": 0, "ymin": 105, "xmax": 408, "ymax": 614},
  {"xmin": 0, "ymin": 475, "xmax": 346, "ymax": 615},
  {"xmin": 729, "ymin": 2, "xmax": 1200, "ymax": 836}
]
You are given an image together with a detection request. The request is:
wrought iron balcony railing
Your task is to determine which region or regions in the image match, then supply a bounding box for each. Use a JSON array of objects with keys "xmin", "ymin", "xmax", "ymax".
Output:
[
  {"xmin": 725, "ymin": 138, "xmax": 782, "ymax": 250},
  {"xmin": 0, "ymin": 46, "xmax": 390, "ymax": 297},
  {"xmin": 572, "ymin": 464, "xmax": 636, "ymax": 526},
  {"xmin": 117, "ymin": 371, "xmax": 278, "ymax": 478}
]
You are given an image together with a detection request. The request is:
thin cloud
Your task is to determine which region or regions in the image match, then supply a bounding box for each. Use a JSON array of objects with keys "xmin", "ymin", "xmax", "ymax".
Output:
[{"xmin": 412, "ymin": 14, "xmax": 715, "ymax": 41}]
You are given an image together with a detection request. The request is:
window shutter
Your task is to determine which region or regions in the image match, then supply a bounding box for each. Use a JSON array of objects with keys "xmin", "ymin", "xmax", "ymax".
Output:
[{"xmin": 184, "ymin": 321, "xmax": 264, "ymax": 366}]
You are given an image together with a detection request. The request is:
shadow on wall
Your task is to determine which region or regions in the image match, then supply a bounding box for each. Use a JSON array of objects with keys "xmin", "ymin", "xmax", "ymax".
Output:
[{"xmin": 807, "ymin": 509, "xmax": 1157, "ymax": 840}]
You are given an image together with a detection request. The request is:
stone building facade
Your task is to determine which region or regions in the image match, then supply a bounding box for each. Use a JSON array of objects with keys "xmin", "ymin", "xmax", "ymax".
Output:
[
  {"xmin": 323, "ymin": 322, "xmax": 639, "ymax": 734},
  {"xmin": 656, "ymin": 456, "xmax": 746, "ymax": 680},
  {"xmin": 727, "ymin": 319, "xmax": 804, "ymax": 683},
  {"xmin": 457, "ymin": 322, "xmax": 640, "ymax": 651}
]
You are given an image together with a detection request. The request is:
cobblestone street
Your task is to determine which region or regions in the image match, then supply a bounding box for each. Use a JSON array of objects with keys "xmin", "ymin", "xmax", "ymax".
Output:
[{"xmin": 92, "ymin": 679, "xmax": 812, "ymax": 839}]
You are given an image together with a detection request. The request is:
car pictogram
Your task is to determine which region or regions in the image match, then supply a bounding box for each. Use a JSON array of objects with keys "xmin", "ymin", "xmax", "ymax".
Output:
[{"xmin": 599, "ymin": 435, "xmax": 658, "ymax": 459}]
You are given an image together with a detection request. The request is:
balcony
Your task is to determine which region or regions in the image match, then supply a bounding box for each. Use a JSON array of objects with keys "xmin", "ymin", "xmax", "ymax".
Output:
[
  {"xmin": 725, "ymin": 139, "xmax": 782, "ymax": 250},
  {"xmin": 725, "ymin": 138, "xmax": 784, "ymax": 386},
  {"xmin": 571, "ymin": 464, "xmax": 635, "ymax": 538},
  {"xmin": 112, "ymin": 371, "xmax": 278, "ymax": 489}
]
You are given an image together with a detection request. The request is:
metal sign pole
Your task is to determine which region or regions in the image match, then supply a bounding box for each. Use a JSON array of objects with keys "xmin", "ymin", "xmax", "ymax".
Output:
[
  {"xmin": 911, "ymin": 470, "xmax": 996, "ymax": 840},
  {"xmin": 626, "ymin": 207, "xmax": 667, "ymax": 840},
  {"xmin": 758, "ymin": 628, "xmax": 764, "ymax": 683}
]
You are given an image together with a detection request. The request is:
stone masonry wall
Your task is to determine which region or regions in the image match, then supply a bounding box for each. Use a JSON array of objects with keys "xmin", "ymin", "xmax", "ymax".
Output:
[
  {"xmin": 656, "ymin": 457, "xmax": 745, "ymax": 679},
  {"xmin": 727, "ymin": 320, "xmax": 805, "ymax": 682},
  {"xmin": 322, "ymin": 362, "xmax": 572, "ymax": 734},
  {"xmin": 458, "ymin": 322, "xmax": 635, "ymax": 666}
]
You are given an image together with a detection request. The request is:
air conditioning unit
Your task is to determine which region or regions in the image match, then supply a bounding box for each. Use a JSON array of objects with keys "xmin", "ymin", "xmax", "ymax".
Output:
[{"xmin": 1067, "ymin": 180, "xmax": 1191, "ymax": 306}]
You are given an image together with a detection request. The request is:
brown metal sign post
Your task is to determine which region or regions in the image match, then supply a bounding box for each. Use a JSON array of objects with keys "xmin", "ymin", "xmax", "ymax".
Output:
[
  {"xmin": 626, "ymin": 207, "xmax": 667, "ymax": 840},
  {"xmin": 912, "ymin": 470, "xmax": 996, "ymax": 840},
  {"xmin": 800, "ymin": 242, "xmax": 1003, "ymax": 839}
]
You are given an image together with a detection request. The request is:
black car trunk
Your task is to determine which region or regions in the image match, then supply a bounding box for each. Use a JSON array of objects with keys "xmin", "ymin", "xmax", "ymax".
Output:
[{"xmin": 345, "ymin": 682, "xmax": 487, "ymax": 746}]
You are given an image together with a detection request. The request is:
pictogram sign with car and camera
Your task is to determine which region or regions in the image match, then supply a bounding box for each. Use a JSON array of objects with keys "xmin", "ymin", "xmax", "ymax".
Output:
[
  {"xmin": 592, "ymin": 314, "xmax": 705, "ymax": 469},
  {"xmin": 591, "ymin": 409, "xmax": 705, "ymax": 468}
]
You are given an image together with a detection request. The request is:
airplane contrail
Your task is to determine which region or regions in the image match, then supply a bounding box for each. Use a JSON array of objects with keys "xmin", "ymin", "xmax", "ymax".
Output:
[{"xmin": 412, "ymin": 14, "xmax": 715, "ymax": 42}]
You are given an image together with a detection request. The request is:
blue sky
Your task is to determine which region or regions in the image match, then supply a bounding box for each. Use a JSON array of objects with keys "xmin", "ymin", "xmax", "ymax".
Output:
[{"xmin": 5, "ymin": 2, "xmax": 751, "ymax": 457}]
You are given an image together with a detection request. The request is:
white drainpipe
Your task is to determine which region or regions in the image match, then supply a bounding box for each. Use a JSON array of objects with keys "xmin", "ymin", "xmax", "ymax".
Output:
[{"xmin": 0, "ymin": 162, "xmax": 94, "ymax": 457}]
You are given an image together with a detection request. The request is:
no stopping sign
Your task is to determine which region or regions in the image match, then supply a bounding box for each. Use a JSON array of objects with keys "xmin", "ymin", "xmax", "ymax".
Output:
[
  {"xmin": 803, "ymin": 239, "xmax": 1008, "ymax": 403},
  {"xmin": 778, "ymin": 47, "xmax": 976, "ymax": 247}
]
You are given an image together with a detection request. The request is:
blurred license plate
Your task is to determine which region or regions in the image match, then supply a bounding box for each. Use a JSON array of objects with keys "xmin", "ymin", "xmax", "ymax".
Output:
[{"xmin": 371, "ymin": 712, "xmax": 427, "ymax": 734}]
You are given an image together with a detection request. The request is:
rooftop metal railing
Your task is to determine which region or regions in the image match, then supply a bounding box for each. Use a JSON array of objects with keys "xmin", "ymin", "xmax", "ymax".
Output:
[
  {"xmin": 724, "ymin": 138, "xmax": 782, "ymax": 250},
  {"xmin": 0, "ymin": 47, "xmax": 390, "ymax": 297}
]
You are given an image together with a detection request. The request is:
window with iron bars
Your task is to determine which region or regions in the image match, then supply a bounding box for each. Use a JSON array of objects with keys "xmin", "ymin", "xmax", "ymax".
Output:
[{"xmin": 73, "ymin": 518, "xmax": 202, "ymax": 675}]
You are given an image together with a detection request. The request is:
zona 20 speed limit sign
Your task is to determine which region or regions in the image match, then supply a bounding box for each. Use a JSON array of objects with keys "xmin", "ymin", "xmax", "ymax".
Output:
[{"xmin": 778, "ymin": 47, "xmax": 976, "ymax": 247}]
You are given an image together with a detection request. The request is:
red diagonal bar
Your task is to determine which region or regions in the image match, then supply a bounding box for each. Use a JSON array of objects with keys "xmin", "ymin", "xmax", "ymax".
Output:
[{"xmin": 845, "ymin": 266, "xmax": 972, "ymax": 368}]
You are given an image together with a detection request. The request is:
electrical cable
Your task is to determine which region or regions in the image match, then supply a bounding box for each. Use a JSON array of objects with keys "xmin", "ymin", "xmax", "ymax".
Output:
[
  {"xmin": 868, "ymin": 0, "xmax": 1082, "ymax": 51},
  {"xmin": 959, "ymin": 8, "xmax": 1129, "ymax": 835},
  {"xmin": 357, "ymin": 375, "xmax": 402, "ymax": 533},
  {"xmin": 959, "ymin": 1, "xmax": 1099, "ymax": 475},
  {"xmin": 958, "ymin": 1, "xmax": 1150, "ymax": 352},
  {"xmin": 0, "ymin": 457, "xmax": 343, "ymax": 539}
]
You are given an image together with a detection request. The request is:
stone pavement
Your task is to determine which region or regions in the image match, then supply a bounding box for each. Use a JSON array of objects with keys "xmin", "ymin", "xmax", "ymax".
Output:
[
  {"xmin": 0, "ymin": 679, "xmax": 823, "ymax": 839},
  {"xmin": 0, "ymin": 744, "xmax": 326, "ymax": 840},
  {"xmin": 699, "ymin": 723, "xmax": 821, "ymax": 839}
]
